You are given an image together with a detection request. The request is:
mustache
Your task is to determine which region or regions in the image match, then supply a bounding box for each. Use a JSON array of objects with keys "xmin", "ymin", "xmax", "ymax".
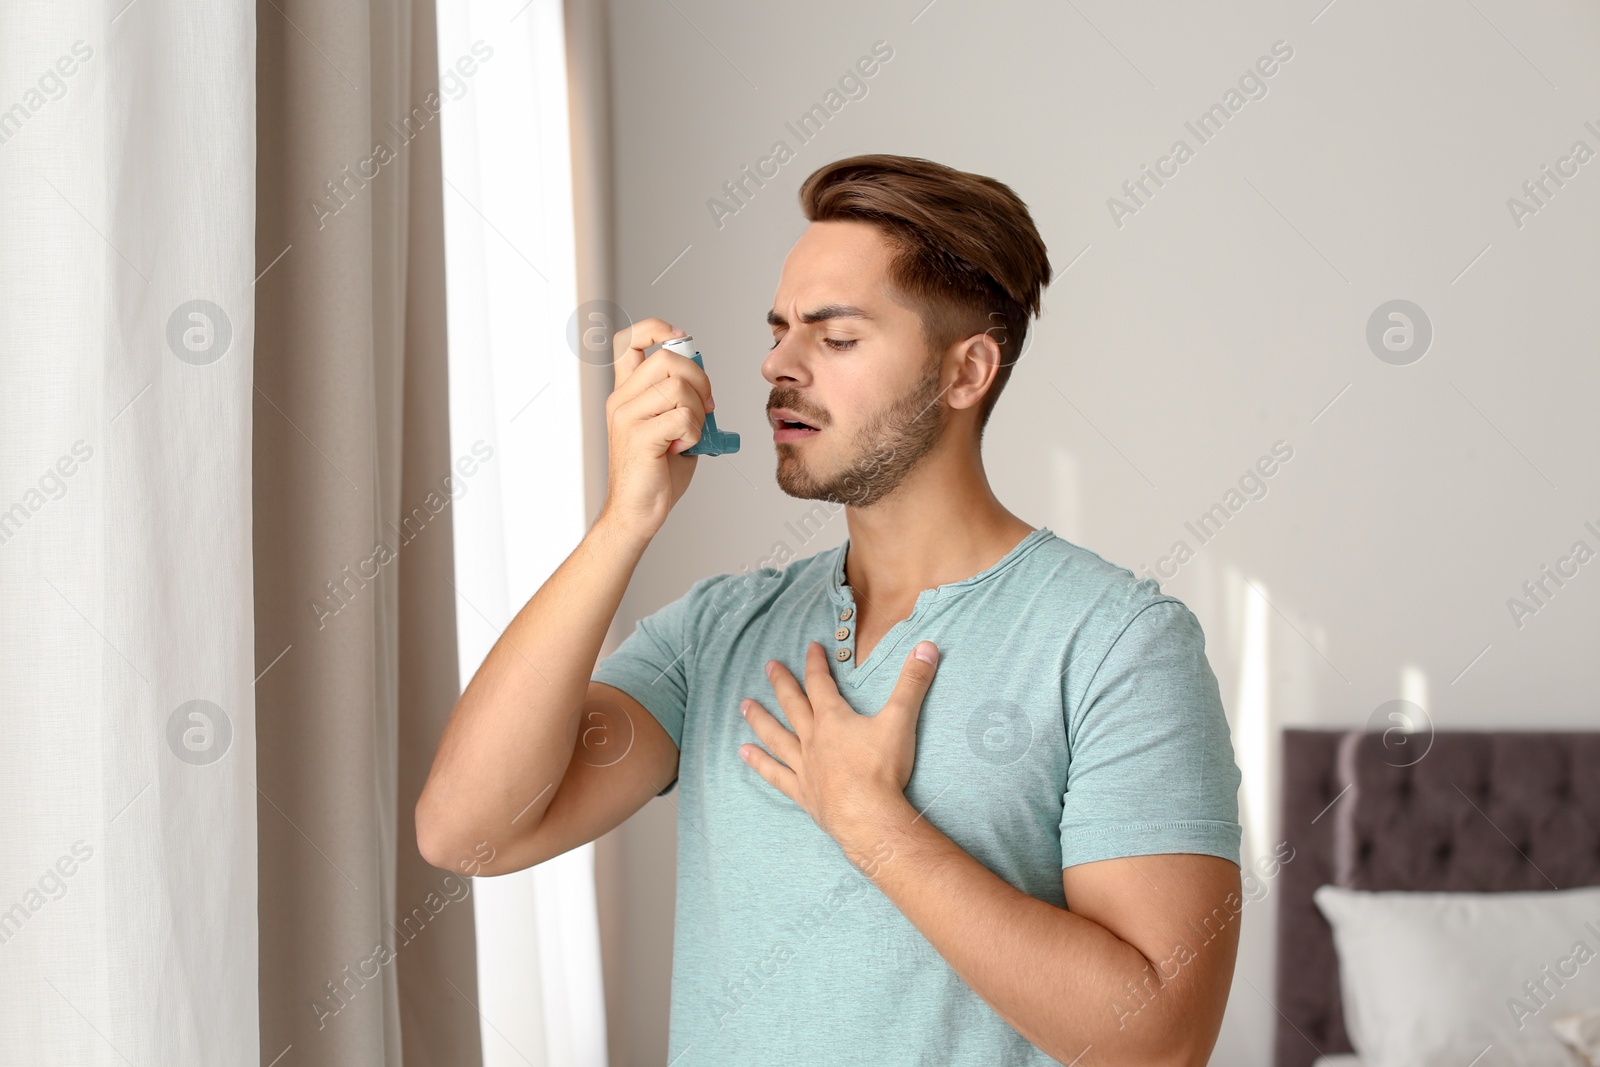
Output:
[{"xmin": 767, "ymin": 392, "xmax": 827, "ymax": 426}]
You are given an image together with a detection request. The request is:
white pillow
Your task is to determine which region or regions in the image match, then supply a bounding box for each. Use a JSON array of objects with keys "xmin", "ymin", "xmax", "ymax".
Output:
[{"xmin": 1313, "ymin": 884, "xmax": 1600, "ymax": 1067}]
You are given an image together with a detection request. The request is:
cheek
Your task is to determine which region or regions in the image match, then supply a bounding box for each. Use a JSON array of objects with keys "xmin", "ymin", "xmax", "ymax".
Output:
[{"xmin": 824, "ymin": 358, "xmax": 895, "ymax": 414}]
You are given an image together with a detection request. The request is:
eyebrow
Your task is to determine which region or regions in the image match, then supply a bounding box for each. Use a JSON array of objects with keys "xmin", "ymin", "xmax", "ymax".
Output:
[{"xmin": 766, "ymin": 304, "xmax": 873, "ymax": 328}]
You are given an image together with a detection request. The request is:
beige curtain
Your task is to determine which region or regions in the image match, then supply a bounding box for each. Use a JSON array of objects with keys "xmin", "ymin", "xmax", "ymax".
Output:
[
  {"xmin": 254, "ymin": 1, "xmax": 482, "ymax": 1063},
  {"xmin": 561, "ymin": 0, "xmax": 633, "ymax": 1062}
]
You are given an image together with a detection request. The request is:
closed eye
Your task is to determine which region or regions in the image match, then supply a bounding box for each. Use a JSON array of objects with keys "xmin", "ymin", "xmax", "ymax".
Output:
[{"xmin": 768, "ymin": 335, "xmax": 857, "ymax": 351}]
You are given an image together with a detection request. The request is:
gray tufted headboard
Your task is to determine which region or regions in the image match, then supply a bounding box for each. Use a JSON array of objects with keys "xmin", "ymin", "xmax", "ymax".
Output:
[{"xmin": 1273, "ymin": 728, "xmax": 1600, "ymax": 1067}]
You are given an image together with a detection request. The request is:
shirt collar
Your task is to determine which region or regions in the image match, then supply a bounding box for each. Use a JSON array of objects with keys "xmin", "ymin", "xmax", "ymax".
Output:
[{"xmin": 826, "ymin": 526, "xmax": 1053, "ymax": 605}]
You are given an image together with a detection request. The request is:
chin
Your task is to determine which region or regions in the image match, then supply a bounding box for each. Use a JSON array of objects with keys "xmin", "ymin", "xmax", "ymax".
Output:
[
  {"xmin": 775, "ymin": 466, "xmax": 889, "ymax": 507},
  {"xmin": 774, "ymin": 458, "xmax": 834, "ymax": 503}
]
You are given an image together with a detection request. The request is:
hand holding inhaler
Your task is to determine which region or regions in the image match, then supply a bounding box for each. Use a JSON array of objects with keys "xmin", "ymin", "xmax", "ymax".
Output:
[
  {"xmin": 660, "ymin": 336, "xmax": 740, "ymax": 456},
  {"xmin": 599, "ymin": 320, "xmax": 737, "ymax": 543}
]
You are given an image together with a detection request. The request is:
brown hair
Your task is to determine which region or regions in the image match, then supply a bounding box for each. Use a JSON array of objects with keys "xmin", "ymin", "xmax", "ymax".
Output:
[{"xmin": 798, "ymin": 154, "xmax": 1052, "ymax": 434}]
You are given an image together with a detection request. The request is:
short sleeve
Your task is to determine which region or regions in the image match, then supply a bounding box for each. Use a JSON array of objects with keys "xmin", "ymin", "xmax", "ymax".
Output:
[
  {"xmin": 591, "ymin": 573, "xmax": 720, "ymax": 797},
  {"xmin": 1058, "ymin": 599, "xmax": 1242, "ymax": 869}
]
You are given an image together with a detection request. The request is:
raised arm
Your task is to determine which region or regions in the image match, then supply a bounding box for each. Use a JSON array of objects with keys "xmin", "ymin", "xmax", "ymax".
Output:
[{"xmin": 414, "ymin": 317, "xmax": 715, "ymax": 874}]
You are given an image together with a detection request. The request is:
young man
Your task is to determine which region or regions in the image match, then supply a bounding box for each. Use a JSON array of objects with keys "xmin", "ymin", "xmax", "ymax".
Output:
[{"xmin": 417, "ymin": 154, "xmax": 1244, "ymax": 1065}]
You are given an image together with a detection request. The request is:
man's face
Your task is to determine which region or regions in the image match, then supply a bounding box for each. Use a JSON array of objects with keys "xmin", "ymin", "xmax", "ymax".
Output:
[{"xmin": 762, "ymin": 220, "xmax": 949, "ymax": 507}]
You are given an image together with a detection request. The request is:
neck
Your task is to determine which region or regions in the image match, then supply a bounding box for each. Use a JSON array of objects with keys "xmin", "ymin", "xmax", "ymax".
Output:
[{"xmin": 840, "ymin": 446, "xmax": 1034, "ymax": 608}]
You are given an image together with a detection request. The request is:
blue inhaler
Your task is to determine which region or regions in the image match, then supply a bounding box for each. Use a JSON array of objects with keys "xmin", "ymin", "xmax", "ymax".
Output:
[{"xmin": 661, "ymin": 335, "xmax": 740, "ymax": 456}]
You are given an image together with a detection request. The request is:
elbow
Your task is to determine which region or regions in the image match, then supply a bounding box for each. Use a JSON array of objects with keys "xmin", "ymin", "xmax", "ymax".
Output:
[
  {"xmin": 1135, "ymin": 1020, "xmax": 1216, "ymax": 1067},
  {"xmin": 1070, "ymin": 1042, "xmax": 1202, "ymax": 1067},
  {"xmin": 1165, "ymin": 1043, "xmax": 1212, "ymax": 1067},
  {"xmin": 1041, "ymin": 1043, "xmax": 1191, "ymax": 1067},
  {"xmin": 1063, "ymin": 1010, "xmax": 1214, "ymax": 1067},
  {"xmin": 414, "ymin": 793, "xmax": 463, "ymax": 871},
  {"xmin": 415, "ymin": 832, "xmax": 452, "ymax": 872},
  {"xmin": 415, "ymin": 794, "xmax": 513, "ymax": 876},
  {"xmin": 1147, "ymin": 1023, "xmax": 1218, "ymax": 1067}
]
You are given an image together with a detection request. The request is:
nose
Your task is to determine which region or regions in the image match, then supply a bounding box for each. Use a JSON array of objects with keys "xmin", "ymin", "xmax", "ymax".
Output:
[{"xmin": 761, "ymin": 331, "xmax": 808, "ymax": 390}]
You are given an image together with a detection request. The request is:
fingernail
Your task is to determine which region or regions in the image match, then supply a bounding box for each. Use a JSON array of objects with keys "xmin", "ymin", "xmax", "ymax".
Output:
[
  {"xmin": 914, "ymin": 642, "xmax": 938, "ymax": 665},
  {"xmin": 739, "ymin": 700, "xmax": 750, "ymax": 717}
]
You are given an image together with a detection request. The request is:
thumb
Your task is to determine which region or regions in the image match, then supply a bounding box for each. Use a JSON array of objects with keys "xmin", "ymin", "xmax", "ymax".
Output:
[{"xmin": 884, "ymin": 641, "xmax": 939, "ymax": 722}]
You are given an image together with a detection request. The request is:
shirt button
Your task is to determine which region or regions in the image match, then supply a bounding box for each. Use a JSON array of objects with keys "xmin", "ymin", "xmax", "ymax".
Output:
[
  {"xmin": 835, "ymin": 627, "xmax": 850, "ymax": 640},
  {"xmin": 835, "ymin": 647, "xmax": 851, "ymax": 662},
  {"xmin": 840, "ymin": 607, "xmax": 853, "ymax": 621}
]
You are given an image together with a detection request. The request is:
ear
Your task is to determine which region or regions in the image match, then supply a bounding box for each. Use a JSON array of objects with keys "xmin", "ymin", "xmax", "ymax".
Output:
[{"xmin": 946, "ymin": 328, "xmax": 1003, "ymax": 414}]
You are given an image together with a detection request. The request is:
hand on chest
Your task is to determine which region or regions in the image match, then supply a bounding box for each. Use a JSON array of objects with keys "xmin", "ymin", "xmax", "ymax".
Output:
[{"xmin": 711, "ymin": 635, "xmax": 1071, "ymax": 829}]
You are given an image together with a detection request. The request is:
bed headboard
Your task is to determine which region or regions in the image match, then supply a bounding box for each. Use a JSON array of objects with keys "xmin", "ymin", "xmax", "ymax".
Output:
[{"xmin": 1273, "ymin": 728, "xmax": 1600, "ymax": 1067}]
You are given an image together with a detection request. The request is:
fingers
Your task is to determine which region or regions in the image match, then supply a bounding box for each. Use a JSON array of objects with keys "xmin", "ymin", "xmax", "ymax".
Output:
[
  {"xmin": 613, "ymin": 376, "xmax": 708, "ymax": 457},
  {"xmin": 740, "ymin": 698, "xmax": 801, "ymax": 767},
  {"xmin": 882, "ymin": 641, "xmax": 939, "ymax": 724},
  {"xmin": 611, "ymin": 317, "xmax": 683, "ymax": 381},
  {"xmin": 663, "ymin": 409, "xmax": 703, "ymax": 455},
  {"xmin": 767, "ymin": 652, "xmax": 817, "ymax": 740},
  {"xmin": 801, "ymin": 641, "xmax": 844, "ymax": 703},
  {"xmin": 609, "ymin": 318, "xmax": 715, "ymax": 415},
  {"xmin": 738, "ymin": 741, "xmax": 798, "ymax": 801}
]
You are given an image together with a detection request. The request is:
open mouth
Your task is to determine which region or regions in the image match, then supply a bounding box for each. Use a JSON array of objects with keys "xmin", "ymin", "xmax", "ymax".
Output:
[{"xmin": 773, "ymin": 416, "xmax": 821, "ymax": 441}]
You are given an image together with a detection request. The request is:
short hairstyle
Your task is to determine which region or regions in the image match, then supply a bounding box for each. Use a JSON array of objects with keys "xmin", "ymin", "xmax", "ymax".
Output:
[{"xmin": 798, "ymin": 154, "xmax": 1052, "ymax": 435}]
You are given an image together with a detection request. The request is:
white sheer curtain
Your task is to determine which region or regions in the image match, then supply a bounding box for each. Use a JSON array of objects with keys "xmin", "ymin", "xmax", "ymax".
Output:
[
  {"xmin": 0, "ymin": 2, "xmax": 257, "ymax": 1065},
  {"xmin": 436, "ymin": 1, "xmax": 607, "ymax": 1064}
]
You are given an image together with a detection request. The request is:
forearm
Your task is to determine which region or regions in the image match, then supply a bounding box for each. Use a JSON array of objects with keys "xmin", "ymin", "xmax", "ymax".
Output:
[
  {"xmin": 841, "ymin": 798, "xmax": 1192, "ymax": 1066},
  {"xmin": 416, "ymin": 510, "xmax": 650, "ymax": 856}
]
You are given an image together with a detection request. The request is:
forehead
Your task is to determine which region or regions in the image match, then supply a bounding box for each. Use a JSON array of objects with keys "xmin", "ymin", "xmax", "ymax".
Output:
[{"xmin": 771, "ymin": 220, "xmax": 900, "ymax": 312}]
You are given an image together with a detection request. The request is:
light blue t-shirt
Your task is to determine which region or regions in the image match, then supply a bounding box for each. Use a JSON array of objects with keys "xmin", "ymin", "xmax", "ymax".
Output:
[{"xmin": 591, "ymin": 525, "xmax": 1242, "ymax": 1066}]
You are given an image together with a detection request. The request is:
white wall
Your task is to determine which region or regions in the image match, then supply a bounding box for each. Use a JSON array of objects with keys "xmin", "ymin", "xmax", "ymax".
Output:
[{"xmin": 597, "ymin": 1, "xmax": 1600, "ymax": 1063}]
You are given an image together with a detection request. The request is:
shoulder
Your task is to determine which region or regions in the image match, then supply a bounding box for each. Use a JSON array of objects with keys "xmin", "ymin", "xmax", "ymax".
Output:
[
  {"xmin": 1022, "ymin": 531, "xmax": 1192, "ymax": 640},
  {"xmin": 677, "ymin": 540, "xmax": 843, "ymax": 623},
  {"xmin": 1022, "ymin": 534, "xmax": 1215, "ymax": 724}
]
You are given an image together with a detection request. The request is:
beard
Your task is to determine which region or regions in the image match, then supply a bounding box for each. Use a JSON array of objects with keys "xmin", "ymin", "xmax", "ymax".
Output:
[{"xmin": 773, "ymin": 355, "xmax": 948, "ymax": 508}]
